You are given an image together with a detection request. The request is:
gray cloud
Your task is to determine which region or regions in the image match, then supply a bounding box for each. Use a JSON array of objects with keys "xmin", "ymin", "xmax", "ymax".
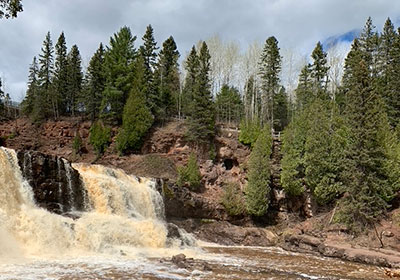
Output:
[{"xmin": 1, "ymin": 0, "xmax": 400, "ymax": 101}]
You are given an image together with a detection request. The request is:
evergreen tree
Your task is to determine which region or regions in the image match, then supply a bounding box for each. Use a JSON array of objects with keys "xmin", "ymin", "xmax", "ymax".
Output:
[
  {"xmin": 21, "ymin": 56, "xmax": 39, "ymax": 115},
  {"xmin": 310, "ymin": 41, "xmax": 329, "ymax": 97},
  {"xmin": 358, "ymin": 17, "xmax": 379, "ymax": 77},
  {"xmin": 154, "ymin": 36, "xmax": 180, "ymax": 120},
  {"xmin": 116, "ymin": 56, "xmax": 154, "ymax": 154},
  {"xmin": 139, "ymin": 25, "xmax": 158, "ymax": 115},
  {"xmin": 245, "ymin": 127, "xmax": 272, "ymax": 216},
  {"xmin": 304, "ymin": 100, "xmax": 346, "ymax": 204},
  {"xmin": 0, "ymin": 0, "xmax": 23, "ymax": 19},
  {"xmin": 185, "ymin": 42, "xmax": 215, "ymax": 144},
  {"xmin": 37, "ymin": 31, "xmax": 54, "ymax": 120},
  {"xmin": 66, "ymin": 44, "xmax": 83, "ymax": 116},
  {"xmin": 295, "ymin": 64, "xmax": 312, "ymax": 110},
  {"xmin": 339, "ymin": 53, "xmax": 394, "ymax": 230},
  {"xmin": 101, "ymin": 26, "xmax": 136, "ymax": 123},
  {"xmin": 273, "ymin": 86, "xmax": 289, "ymax": 131},
  {"xmin": 259, "ymin": 36, "xmax": 281, "ymax": 126},
  {"xmin": 281, "ymin": 109, "xmax": 309, "ymax": 196},
  {"xmin": 84, "ymin": 43, "xmax": 106, "ymax": 121},
  {"xmin": 182, "ymin": 46, "xmax": 199, "ymax": 117},
  {"xmin": 177, "ymin": 152, "xmax": 202, "ymax": 190},
  {"xmin": 379, "ymin": 18, "xmax": 400, "ymax": 126},
  {"xmin": 215, "ymin": 84, "xmax": 243, "ymax": 124},
  {"xmin": 54, "ymin": 32, "xmax": 68, "ymax": 117}
]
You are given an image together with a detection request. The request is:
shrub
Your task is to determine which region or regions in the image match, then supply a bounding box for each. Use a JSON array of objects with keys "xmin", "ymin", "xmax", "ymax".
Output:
[
  {"xmin": 89, "ymin": 120, "xmax": 111, "ymax": 156},
  {"xmin": 177, "ymin": 153, "xmax": 202, "ymax": 190},
  {"xmin": 239, "ymin": 118, "xmax": 262, "ymax": 148},
  {"xmin": 221, "ymin": 182, "xmax": 245, "ymax": 216},
  {"xmin": 72, "ymin": 134, "xmax": 83, "ymax": 155},
  {"xmin": 245, "ymin": 126, "xmax": 273, "ymax": 216}
]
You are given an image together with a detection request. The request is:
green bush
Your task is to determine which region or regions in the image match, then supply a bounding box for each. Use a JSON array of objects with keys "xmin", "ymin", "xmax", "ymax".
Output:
[
  {"xmin": 221, "ymin": 182, "xmax": 245, "ymax": 216},
  {"xmin": 177, "ymin": 153, "xmax": 202, "ymax": 190},
  {"xmin": 72, "ymin": 134, "xmax": 83, "ymax": 155},
  {"xmin": 239, "ymin": 119, "xmax": 262, "ymax": 148},
  {"xmin": 89, "ymin": 121, "xmax": 111, "ymax": 156},
  {"xmin": 245, "ymin": 126, "xmax": 273, "ymax": 216}
]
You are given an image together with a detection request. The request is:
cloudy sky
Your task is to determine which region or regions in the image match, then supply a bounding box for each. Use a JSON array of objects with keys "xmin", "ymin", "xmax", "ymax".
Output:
[{"xmin": 1, "ymin": 0, "xmax": 400, "ymax": 101}]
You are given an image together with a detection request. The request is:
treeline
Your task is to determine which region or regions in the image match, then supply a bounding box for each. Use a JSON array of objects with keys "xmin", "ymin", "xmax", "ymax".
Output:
[
  {"xmin": 279, "ymin": 17, "xmax": 400, "ymax": 231},
  {"xmin": 20, "ymin": 25, "xmax": 292, "ymax": 155}
]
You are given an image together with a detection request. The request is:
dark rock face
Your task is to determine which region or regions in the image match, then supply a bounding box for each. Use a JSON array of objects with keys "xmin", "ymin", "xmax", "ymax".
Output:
[
  {"xmin": 17, "ymin": 150, "xmax": 87, "ymax": 215},
  {"xmin": 162, "ymin": 183, "xmax": 228, "ymax": 221}
]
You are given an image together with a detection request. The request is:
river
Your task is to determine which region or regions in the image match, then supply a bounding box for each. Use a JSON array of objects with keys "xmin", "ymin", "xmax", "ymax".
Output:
[{"xmin": 0, "ymin": 147, "xmax": 388, "ymax": 280}]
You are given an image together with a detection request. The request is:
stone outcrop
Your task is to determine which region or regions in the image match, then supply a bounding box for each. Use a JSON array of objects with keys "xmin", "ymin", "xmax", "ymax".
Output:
[
  {"xmin": 284, "ymin": 233, "xmax": 400, "ymax": 268},
  {"xmin": 171, "ymin": 218, "xmax": 278, "ymax": 247},
  {"xmin": 16, "ymin": 150, "xmax": 87, "ymax": 215}
]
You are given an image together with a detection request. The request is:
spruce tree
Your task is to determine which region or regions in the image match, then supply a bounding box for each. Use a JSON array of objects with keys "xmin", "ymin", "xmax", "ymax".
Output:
[
  {"xmin": 84, "ymin": 43, "xmax": 106, "ymax": 121},
  {"xmin": 0, "ymin": 0, "xmax": 23, "ymax": 19},
  {"xmin": 310, "ymin": 41, "xmax": 329, "ymax": 97},
  {"xmin": 116, "ymin": 56, "xmax": 154, "ymax": 154},
  {"xmin": 339, "ymin": 52, "xmax": 393, "ymax": 230},
  {"xmin": 215, "ymin": 84, "xmax": 243, "ymax": 124},
  {"xmin": 154, "ymin": 36, "xmax": 180, "ymax": 120},
  {"xmin": 101, "ymin": 26, "xmax": 136, "ymax": 123},
  {"xmin": 139, "ymin": 25, "xmax": 158, "ymax": 115},
  {"xmin": 245, "ymin": 127, "xmax": 272, "ymax": 216},
  {"xmin": 66, "ymin": 44, "xmax": 82, "ymax": 116},
  {"xmin": 273, "ymin": 86, "xmax": 289, "ymax": 131},
  {"xmin": 259, "ymin": 36, "xmax": 281, "ymax": 126},
  {"xmin": 21, "ymin": 56, "xmax": 39, "ymax": 116},
  {"xmin": 54, "ymin": 32, "xmax": 68, "ymax": 116},
  {"xmin": 182, "ymin": 46, "xmax": 199, "ymax": 117},
  {"xmin": 185, "ymin": 42, "xmax": 215, "ymax": 144},
  {"xmin": 37, "ymin": 31, "xmax": 54, "ymax": 120},
  {"xmin": 358, "ymin": 17, "xmax": 379, "ymax": 77},
  {"xmin": 379, "ymin": 18, "xmax": 400, "ymax": 126},
  {"xmin": 295, "ymin": 64, "xmax": 312, "ymax": 110},
  {"xmin": 304, "ymin": 100, "xmax": 346, "ymax": 204}
]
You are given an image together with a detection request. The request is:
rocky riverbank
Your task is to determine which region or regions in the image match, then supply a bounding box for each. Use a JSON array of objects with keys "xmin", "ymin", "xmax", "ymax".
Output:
[{"xmin": 1, "ymin": 117, "xmax": 400, "ymax": 271}]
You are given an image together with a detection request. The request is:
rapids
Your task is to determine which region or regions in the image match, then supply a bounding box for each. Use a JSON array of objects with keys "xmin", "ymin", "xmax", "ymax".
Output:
[{"xmin": 0, "ymin": 147, "xmax": 391, "ymax": 279}]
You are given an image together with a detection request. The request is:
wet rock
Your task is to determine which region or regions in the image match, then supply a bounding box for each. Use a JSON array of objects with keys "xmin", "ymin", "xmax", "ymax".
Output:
[
  {"xmin": 171, "ymin": 219, "xmax": 278, "ymax": 247},
  {"xmin": 16, "ymin": 150, "xmax": 87, "ymax": 215}
]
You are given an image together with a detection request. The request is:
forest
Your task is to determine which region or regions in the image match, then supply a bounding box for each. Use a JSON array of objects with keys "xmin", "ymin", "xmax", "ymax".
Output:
[{"xmin": 1, "ymin": 16, "xmax": 400, "ymax": 232}]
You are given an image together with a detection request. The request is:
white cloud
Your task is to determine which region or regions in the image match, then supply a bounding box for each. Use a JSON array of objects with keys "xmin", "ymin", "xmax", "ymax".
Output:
[{"xmin": 1, "ymin": 0, "xmax": 400, "ymax": 101}]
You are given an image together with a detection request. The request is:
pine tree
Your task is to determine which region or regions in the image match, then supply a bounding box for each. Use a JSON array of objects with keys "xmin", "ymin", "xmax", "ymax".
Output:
[
  {"xmin": 21, "ymin": 56, "xmax": 39, "ymax": 115},
  {"xmin": 281, "ymin": 109, "xmax": 309, "ymax": 196},
  {"xmin": 54, "ymin": 32, "xmax": 68, "ymax": 117},
  {"xmin": 101, "ymin": 26, "xmax": 137, "ymax": 123},
  {"xmin": 379, "ymin": 18, "xmax": 400, "ymax": 126},
  {"xmin": 295, "ymin": 64, "xmax": 312, "ymax": 110},
  {"xmin": 339, "ymin": 52, "xmax": 393, "ymax": 230},
  {"xmin": 84, "ymin": 43, "xmax": 106, "ymax": 121},
  {"xmin": 358, "ymin": 17, "xmax": 379, "ymax": 77},
  {"xmin": 154, "ymin": 36, "xmax": 180, "ymax": 120},
  {"xmin": 116, "ymin": 56, "xmax": 154, "ymax": 154},
  {"xmin": 185, "ymin": 42, "xmax": 215, "ymax": 144},
  {"xmin": 245, "ymin": 127, "xmax": 272, "ymax": 216},
  {"xmin": 259, "ymin": 36, "xmax": 281, "ymax": 126},
  {"xmin": 273, "ymin": 86, "xmax": 289, "ymax": 131},
  {"xmin": 0, "ymin": 0, "xmax": 23, "ymax": 19},
  {"xmin": 182, "ymin": 46, "xmax": 199, "ymax": 117},
  {"xmin": 304, "ymin": 100, "xmax": 346, "ymax": 204},
  {"xmin": 215, "ymin": 84, "xmax": 243, "ymax": 124},
  {"xmin": 310, "ymin": 41, "xmax": 329, "ymax": 97},
  {"xmin": 37, "ymin": 31, "xmax": 54, "ymax": 120},
  {"xmin": 139, "ymin": 25, "xmax": 158, "ymax": 115},
  {"xmin": 66, "ymin": 44, "xmax": 82, "ymax": 116}
]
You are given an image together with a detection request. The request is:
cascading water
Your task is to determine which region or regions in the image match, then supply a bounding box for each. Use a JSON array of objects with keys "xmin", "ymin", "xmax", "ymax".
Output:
[{"xmin": 0, "ymin": 147, "xmax": 183, "ymax": 259}]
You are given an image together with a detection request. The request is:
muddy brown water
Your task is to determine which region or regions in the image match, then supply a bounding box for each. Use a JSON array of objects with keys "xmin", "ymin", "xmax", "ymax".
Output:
[{"xmin": 0, "ymin": 245, "xmax": 388, "ymax": 280}]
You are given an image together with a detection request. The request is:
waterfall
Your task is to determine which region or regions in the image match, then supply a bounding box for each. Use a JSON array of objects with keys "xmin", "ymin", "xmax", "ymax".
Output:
[{"xmin": 0, "ymin": 147, "xmax": 179, "ymax": 259}]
